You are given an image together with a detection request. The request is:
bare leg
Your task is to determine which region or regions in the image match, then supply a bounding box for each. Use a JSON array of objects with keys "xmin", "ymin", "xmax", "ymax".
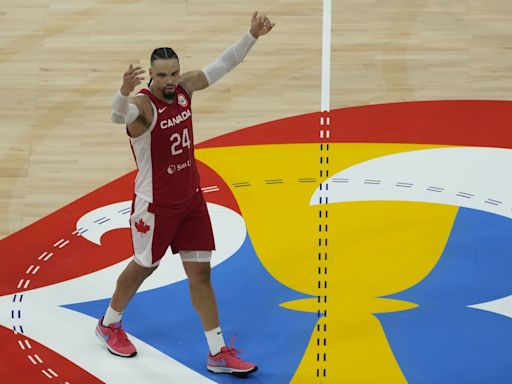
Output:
[
  {"xmin": 110, "ymin": 260, "xmax": 157, "ymax": 312},
  {"xmin": 182, "ymin": 261, "xmax": 219, "ymax": 331}
]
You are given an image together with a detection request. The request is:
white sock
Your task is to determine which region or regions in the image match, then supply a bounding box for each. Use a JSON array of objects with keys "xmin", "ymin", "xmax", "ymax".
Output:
[
  {"xmin": 102, "ymin": 305, "xmax": 123, "ymax": 326},
  {"xmin": 205, "ymin": 326, "xmax": 225, "ymax": 355}
]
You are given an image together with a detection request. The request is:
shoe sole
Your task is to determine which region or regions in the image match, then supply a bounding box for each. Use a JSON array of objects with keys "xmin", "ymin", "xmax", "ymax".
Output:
[
  {"xmin": 207, "ymin": 365, "xmax": 258, "ymax": 377},
  {"xmin": 95, "ymin": 327, "xmax": 137, "ymax": 358}
]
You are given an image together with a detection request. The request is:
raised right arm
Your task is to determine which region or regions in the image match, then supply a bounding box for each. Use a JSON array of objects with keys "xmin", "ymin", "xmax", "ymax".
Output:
[{"xmin": 111, "ymin": 64, "xmax": 153, "ymax": 138}]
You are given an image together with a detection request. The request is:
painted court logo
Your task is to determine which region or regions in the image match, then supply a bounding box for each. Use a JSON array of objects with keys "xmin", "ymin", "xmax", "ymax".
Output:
[{"xmin": 1, "ymin": 100, "xmax": 511, "ymax": 384}]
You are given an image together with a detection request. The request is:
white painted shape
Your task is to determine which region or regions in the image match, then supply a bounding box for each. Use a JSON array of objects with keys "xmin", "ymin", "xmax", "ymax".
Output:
[
  {"xmin": 0, "ymin": 202, "xmax": 244, "ymax": 384},
  {"xmin": 469, "ymin": 295, "xmax": 512, "ymax": 319},
  {"xmin": 77, "ymin": 201, "xmax": 131, "ymax": 246},
  {"xmin": 42, "ymin": 369, "xmax": 52, "ymax": 378},
  {"xmin": 310, "ymin": 147, "xmax": 512, "ymax": 219},
  {"xmin": 4, "ymin": 303, "xmax": 216, "ymax": 384}
]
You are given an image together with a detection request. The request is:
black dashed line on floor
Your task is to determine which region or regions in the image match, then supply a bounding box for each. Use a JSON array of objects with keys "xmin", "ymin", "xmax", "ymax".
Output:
[
  {"xmin": 265, "ymin": 179, "xmax": 284, "ymax": 184},
  {"xmin": 396, "ymin": 182, "xmax": 413, "ymax": 188}
]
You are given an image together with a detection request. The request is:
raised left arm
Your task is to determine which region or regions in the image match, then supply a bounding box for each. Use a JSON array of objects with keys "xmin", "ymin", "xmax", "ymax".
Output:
[{"xmin": 180, "ymin": 11, "xmax": 275, "ymax": 95}]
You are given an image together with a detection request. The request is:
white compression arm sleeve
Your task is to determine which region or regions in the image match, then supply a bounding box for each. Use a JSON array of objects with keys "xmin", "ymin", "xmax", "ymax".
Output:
[
  {"xmin": 202, "ymin": 31, "xmax": 257, "ymax": 86},
  {"xmin": 111, "ymin": 91, "xmax": 140, "ymax": 125}
]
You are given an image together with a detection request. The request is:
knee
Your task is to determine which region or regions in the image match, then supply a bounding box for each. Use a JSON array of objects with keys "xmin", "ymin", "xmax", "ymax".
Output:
[
  {"xmin": 119, "ymin": 261, "xmax": 157, "ymax": 284},
  {"xmin": 188, "ymin": 269, "xmax": 211, "ymax": 286},
  {"xmin": 138, "ymin": 265, "xmax": 157, "ymax": 280}
]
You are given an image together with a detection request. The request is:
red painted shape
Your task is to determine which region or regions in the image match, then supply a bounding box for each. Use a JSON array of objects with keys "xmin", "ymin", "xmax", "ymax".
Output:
[
  {"xmin": 0, "ymin": 325, "xmax": 104, "ymax": 383},
  {"xmin": 198, "ymin": 101, "xmax": 512, "ymax": 149},
  {"xmin": 0, "ymin": 172, "xmax": 136, "ymax": 296},
  {"xmin": 0, "ymin": 162, "xmax": 239, "ymax": 296}
]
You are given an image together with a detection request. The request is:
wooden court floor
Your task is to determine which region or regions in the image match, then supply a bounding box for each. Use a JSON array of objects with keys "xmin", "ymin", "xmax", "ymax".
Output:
[{"xmin": 1, "ymin": 0, "xmax": 512, "ymax": 238}]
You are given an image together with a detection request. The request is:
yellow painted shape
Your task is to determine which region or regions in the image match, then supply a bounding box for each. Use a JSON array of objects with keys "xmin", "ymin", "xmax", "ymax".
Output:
[{"xmin": 197, "ymin": 143, "xmax": 458, "ymax": 383}]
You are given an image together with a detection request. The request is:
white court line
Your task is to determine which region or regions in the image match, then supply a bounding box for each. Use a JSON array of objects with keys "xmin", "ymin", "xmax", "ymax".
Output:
[
  {"xmin": 202, "ymin": 186, "xmax": 220, "ymax": 193},
  {"xmin": 53, "ymin": 239, "xmax": 65, "ymax": 247},
  {"xmin": 58, "ymin": 240, "xmax": 70, "ymax": 248},
  {"xmin": 321, "ymin": 0, "xmax": 331, "ymax": 112},
  {"xmin": 42, "ymin": 370, "xmax": 52, "ymax": 379}
]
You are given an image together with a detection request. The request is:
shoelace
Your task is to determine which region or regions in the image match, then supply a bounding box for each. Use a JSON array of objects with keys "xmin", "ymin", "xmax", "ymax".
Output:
[
  {"xmin": 225, "ymin": 336, "xmax": 244, "ymax": 359},
  {"xmin": 112, "ymin": 326, "xmax": 130, "ymax": 345}
]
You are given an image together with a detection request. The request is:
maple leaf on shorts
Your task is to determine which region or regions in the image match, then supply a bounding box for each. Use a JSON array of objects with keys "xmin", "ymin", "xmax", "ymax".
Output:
[{"xmin": 135, "ymin": 218, "xmax": 151, "ymax": 234}]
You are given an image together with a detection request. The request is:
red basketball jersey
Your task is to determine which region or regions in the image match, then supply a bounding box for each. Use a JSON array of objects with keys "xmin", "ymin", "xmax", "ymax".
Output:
[{"xmin": 129, "ymin": 86, "xmax": 200, "ymax": 207}]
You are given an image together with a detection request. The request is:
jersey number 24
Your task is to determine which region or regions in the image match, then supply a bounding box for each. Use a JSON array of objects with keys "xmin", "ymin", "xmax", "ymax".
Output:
[{"xmin": 170, "ymin": 129, "xmax": 191, "ymax": 155}]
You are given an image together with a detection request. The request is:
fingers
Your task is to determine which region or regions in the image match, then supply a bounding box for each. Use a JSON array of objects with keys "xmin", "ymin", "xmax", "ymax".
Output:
[
  {"xmin": 122, "ymin": 65, "xmax": 146, "ymax": 94},
  {"xmin": 252, "ymin": 11, "xmax": 272, "ymax": 25},
  {"xmin": 125, "ymin": 65, "xmax": 144, "ymax": 75},
  {"xmin": 124, "ymin": 66, "xmax": 145, "ymax": 81},
  {"xmin": 261, "ymin": 16, "xmax": 274, "ymax": 32},
  {"xmin": 258, "ymin": 14, "xmax": 272, "ymax": 27}
]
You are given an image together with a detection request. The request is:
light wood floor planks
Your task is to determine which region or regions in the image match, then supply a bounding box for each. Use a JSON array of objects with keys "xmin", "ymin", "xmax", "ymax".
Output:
[{"xmin": 1, "ymin": 0, "xmax": 511, "ymax": 237}]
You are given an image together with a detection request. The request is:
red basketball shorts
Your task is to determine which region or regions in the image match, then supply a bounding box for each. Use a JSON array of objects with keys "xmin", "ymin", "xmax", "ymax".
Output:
[{"xmin": 130, "ymin": 191, "xmax": 216, "ymax": 268}]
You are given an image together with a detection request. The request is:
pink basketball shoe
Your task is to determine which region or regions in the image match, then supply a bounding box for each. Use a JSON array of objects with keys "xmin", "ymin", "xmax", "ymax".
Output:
[
  {"xmin": 95, "ymin": 317, "xmax": 137, "ymax": 357},
  {"xmin": 207, "ymin": 338, "xmax": 257, "ymax": 377}
]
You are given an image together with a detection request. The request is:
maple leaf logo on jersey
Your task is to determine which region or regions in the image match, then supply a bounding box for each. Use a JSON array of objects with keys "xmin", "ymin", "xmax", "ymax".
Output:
[{"xmin": 135, "ymin": 218, "xmax": 151, "ymax": 234}]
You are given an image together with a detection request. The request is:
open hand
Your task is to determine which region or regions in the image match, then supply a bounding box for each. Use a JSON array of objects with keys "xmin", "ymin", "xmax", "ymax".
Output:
[{"xmin": 120, "ymin": 64, "xmax": 145, "ymax": 96}]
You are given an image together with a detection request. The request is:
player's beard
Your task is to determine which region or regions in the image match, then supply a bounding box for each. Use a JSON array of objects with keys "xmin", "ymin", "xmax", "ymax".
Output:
[{"xmin": 163, "ymin": 89, "xmax": 175, "ymax": 100}]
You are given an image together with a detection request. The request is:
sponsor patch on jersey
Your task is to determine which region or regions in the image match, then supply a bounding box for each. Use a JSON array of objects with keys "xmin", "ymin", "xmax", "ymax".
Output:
[
  {"xmin": 167, "ymin": 164, "xmax": 176, "ymax": 175},
  {"xmin": 178, "ymin": 94, "xmax": 188, "ymax": 107}
]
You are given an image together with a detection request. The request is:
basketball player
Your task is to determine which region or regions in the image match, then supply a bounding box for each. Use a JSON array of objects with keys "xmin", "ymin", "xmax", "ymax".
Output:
[{"xmin": 95, "ymin": 12, "xmax": 274, "ymax": 377}]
